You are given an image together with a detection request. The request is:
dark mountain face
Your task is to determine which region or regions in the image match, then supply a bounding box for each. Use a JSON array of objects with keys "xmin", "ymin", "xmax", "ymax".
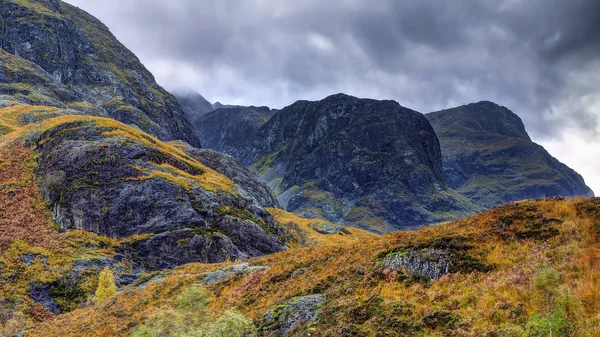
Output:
[
  {"xmin": 32, "ymin": 117, "xmax": 285, "ymax": 269},
  {"xmin": 192, "ymin": 107, "xmax": 272, "ymax": 159},
  {"xmin": 213, "ymin": 93, "xmax": 477, "ymax": 232},
  {"xmin": 427, "ymin": 101, "xmax": 594, "ymax": 207},
  {"xmin": 0, "ymin": 0, "xmax": 200, "ymax": 146},
  {"xmin": 173, "ymin": 90, "xmax": 214, "ymax": 119}
]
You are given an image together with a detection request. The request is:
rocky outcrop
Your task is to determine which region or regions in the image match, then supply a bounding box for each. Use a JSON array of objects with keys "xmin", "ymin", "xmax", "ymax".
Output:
[
  {"xmin": 179, "ymin": 146, "xmax": 280, "ymax": 208},
  {"xmin": 200, "ymin": 262, "xmax": 269, "ymax": 284},
  {"xmin": 427, "ymin": 101, "xmax": 594, "ymax": 207},
  {"xmin": 173, "ymin": 90, "xmax": 214, "ymax": 119},
  {"xmin": 32, "ymin": 117, "xmax": 285, "ymax": 269},
  {"xmin": 192, "ymin": 107, "xmax": 271, "ymax": 159},
  {"xmin": 380, "ymin": 248, "xmax": 452, "ymax": 281},
  {"xmin": 0, "ymin": 0, "xmax": 200, "ymax": 146},
  {"xmin": 241, "ymin": 94, "xmax": 480, "ymax": 231},
  {"xmin": 261, "ymin": 294, "xmax": 326, "ymax": 336}
]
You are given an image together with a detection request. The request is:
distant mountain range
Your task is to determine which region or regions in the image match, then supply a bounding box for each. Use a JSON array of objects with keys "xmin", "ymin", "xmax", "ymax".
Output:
[
  {"xmin": 173, "ymin": 90, "xmax": 277, "ymax": 120},
  {"xmin": 192, "ymin": 94, "xmax": 593, "ymax": 231}
]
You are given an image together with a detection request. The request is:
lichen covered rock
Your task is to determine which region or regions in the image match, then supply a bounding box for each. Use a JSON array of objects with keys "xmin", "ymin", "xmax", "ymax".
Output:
[{"xmin": 261, "ymin": 294, "xmax": 326, "ymax": 336}]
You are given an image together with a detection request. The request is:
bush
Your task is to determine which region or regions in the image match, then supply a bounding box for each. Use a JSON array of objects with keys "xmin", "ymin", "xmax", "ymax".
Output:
[
  {"xmin": 95, "ymin": 267, "xmax": 117, "ymax": 302},
  {"xmin": 192, "ymin": 310, "xmax": 257, "ymax": 337},
  {"xmin": 176, "ymin": 285, "xmax": 209, "ymax": 313},
  {"xmin": 131, "ymin": 285, "xmax": 257, "ymax": 337},
  {"xmin": 526, "ymin": 308, "xmax": 570, "ymax": 337}
]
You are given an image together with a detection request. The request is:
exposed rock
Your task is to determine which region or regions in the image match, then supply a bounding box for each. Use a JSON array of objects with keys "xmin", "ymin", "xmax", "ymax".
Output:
[
  {"xmin": 180, "ymin": 146, "xmax": 280, "ymax": 208},
  {"xmin": 261, "ymin": 294, "xmax": 326, "ymax": 336},
  {"xmin": 241, "ymin": 93, "xmax": 480, "ymax": 231},
  {"xmin": 20, "ymin": 253, "xmax": 48, "ymax": 266},
  {"xmin": 201, "ymin": 262, "xmax": 269, "ymax": 284},
  {"xmin": 380, "ymin": 248, "xmax": 452, "ymax": 280},
  {"xmin": 192, "ymin": 107, "xmax": 271, "ymax": 159},
  {"xmin": 29, "ymin": 282, "xmax": 61, "ymax": 314},
  {"xmin": 0, "ymin": 0, "xmax": 200, "ymax": 146},
  {"xmin": 380, "ymin": 237, "xmax": 493, "ymax": 281},
  {"xmin": 427, "ymin": 101, "xmax": 594, "ymax": 207},
  {"xmin": 309, "ymin": 221, "xmax": 350, "ymax": 235},
  {"xmin": 33, "ymin": 118, "xmax": 286, "ymax": 269}
]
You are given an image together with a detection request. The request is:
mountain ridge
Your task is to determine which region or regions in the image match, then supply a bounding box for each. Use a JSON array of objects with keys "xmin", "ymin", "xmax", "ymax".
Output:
[{"xmin": 426, "ymin": 101, "xmax": 593, "ymax": 207}]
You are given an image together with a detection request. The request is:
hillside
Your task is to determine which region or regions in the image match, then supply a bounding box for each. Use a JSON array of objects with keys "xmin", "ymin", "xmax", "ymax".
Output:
[
  {"xmin": 0, "ymin": 0, "xmax": 199, "ymax": 146},
  {"xmin": 0, "ymin": 99, "xmax": 292, "ymax": 334},
  {"xmin": 22, "ymin": 197, "xmax": 600, "ymax": 336},
  {"xmin": 426, "ymin": 102, "xmax": 593, "ymax": 207}
]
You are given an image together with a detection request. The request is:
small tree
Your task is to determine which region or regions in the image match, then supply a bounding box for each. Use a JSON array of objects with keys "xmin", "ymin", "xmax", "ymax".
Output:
[{"xmin": 95, "ymin": 267, "xmax": 117, "ymax": 302}]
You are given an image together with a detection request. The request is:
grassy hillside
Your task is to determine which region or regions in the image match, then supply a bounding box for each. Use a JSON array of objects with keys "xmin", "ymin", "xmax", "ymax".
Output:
[
  {"xmin": 0, "ymin": 100, "xmax": 277, "ymax": 335},
  {"xmin": 22, "ymin": 196, "xmax": 600, "ymax": 336}
]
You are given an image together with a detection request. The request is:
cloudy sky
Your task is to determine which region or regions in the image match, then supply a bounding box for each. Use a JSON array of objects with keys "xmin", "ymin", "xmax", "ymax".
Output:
[{"xmin": 64, "ymin": 0, "xmax": 600, "ymax": 194}]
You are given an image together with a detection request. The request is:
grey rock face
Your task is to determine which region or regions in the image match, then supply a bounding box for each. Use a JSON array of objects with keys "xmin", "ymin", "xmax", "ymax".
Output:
[
  {"xmin": 29, "ymin": 282, "xmax": 61, "ymax": 314},
  {"xmin": 182, "ymin": 146, "xmax": 280, "ymax": 208},
  {"xmin": 33, "ymin": 120, "xmax": 285, "ymax": 269},
  {"xmin": 380, "ymin": 249, "xmax": 451, "ymax": 280},
  {"xmin": 0, "ymin": 0, "xmax": 200, "ymax": 146},
  {"xmin": 192, "ymin": 107, "xmax": 271, "ymax": 159},
  {"xmin": 261, "ymin": 294, "xmax": 326, "ymax": 336},
  {"xmin": 242, "ymin": 93, "xmax": 479, "ymax": 231},
  {"xmin": 427, "ymin": 101, "xmax": 594, "ymax": 207},
  {"xmin": 309, "ymin": 221, "xmax": 350, "ymax": 235},
  {"xmin": 201, "ymin": 262, "xmax": 269, "ymax": 284}
]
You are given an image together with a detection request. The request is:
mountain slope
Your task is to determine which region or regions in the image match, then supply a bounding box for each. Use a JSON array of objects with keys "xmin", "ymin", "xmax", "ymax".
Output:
[
  {"xmin": 0, "ymin": 101, "xmax": 287, "ymax": 329},
  {"xmin": 173, "ymin": 90, "xmax": 214, "ymax": 119},
  {"xmin": 240, "ymin": 93, "xmax": 480, "ymax": 232},
  {"xmin": 426, "ymin": 101, "xmax": 594, "ymax": 207},
  {"xmin": 0, "ymin": 0, "xmax": 200, "ymax": 146},
  {"xmin": 192, "ymin": 107, "xmax": 272, "ymax": 159},
  {"xmin": 26, "ymin": 197, "xmax": 600, "ymax": 336}
]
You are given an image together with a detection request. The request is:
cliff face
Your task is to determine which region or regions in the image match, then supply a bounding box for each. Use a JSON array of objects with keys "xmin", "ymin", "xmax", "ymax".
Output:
[
  {"xmin": 192, "ymin": 107, "xmax": 272, "ymax": 159},
  {"xmin": 0, "ymin": 0, "xmax": 200, "ymax": 146},
  {"xmin": 239, "ymin": 94, "xmax": 479, "ymax": 232},
  {"xmin": 427, "ymin": 101, "xmax": 594, "ymax": 207}
]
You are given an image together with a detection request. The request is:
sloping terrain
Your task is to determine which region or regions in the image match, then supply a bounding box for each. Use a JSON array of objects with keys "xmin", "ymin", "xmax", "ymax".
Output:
[
  {"xmin": 241, "ymin": 93, "xmax": 480, "ymax": 232},
  {"xmin": 172, "ymin": 91, "xmax": 214, "ymax": 120},
  {"xmin": 0, "ymin": 0, "xmax": 199, "ymax": 146},
  {"xmin": 24, "ymin": 197, "xmax": 600, "ymax": 336},
  {"xmin": 192, "ymin": 107, "xmax": 272, "ymax": 159},
  {"xmin": 426, "ymin": 102, "xmax": 593, "ymax": 207},
  {"xmin": 0, "ymin": 100, "xmax": 288, "ymax": 334}
]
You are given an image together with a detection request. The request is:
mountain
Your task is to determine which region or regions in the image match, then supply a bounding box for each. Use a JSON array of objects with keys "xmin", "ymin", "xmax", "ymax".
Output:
[
  {"xmin": 0, "ymin": 102, "xmax": 287, "ymax": 321},
  {"xmin": 213, "ymin": 101, "xmax": 277, "ymax": 115},
  {"xmin": 26, "ymin": 197, "xmax": 600, "ymax": 336},
  {"xmin": 426, "ymin": 101, "xmax": 594, "ymax": 207},
  {"xmin": 0, "ymin": 0, "xmax": 200, "ymax": 146},
  {"xmin": 173, "ymin": 90, "xmax": 214, "ymax": 119},
  {"xmin": 238, "ymin": 93, "xmax": 480, "ymax": 232},
  {"xmin": 192, "ymin": 106, "xmax": 272, "ymax": 159}
]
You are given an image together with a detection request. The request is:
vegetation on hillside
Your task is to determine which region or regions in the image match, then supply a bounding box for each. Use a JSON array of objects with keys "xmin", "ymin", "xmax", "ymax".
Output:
[
  {"xmin": 0, "ymin": 101, "xmax": 242, "ymax": 335},
  {"xmin": 22, "ymin": 196, "xmax": 600, "ymax": 336}
]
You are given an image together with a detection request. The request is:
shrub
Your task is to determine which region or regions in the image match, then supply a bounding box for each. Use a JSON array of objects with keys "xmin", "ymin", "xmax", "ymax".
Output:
[
  {"xmin": 526, "ymin": 308, "xmax": 570, "ymax": 337},
  {"xmin": 192, "ymin": 310, "xmax": 257, "ymax": 337},
  {"xmin": 95, "ymin": 267, "xmax": 117, "ymax": 302},
  {"xmin": 175, "ymin": 285, "xmax": 209, "ymax": 314}
]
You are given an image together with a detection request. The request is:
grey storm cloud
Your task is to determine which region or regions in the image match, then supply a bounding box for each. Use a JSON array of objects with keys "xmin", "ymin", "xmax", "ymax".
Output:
[{"xmin": 63, "ymin": 0, "xmax": 600, "ymax": 139}]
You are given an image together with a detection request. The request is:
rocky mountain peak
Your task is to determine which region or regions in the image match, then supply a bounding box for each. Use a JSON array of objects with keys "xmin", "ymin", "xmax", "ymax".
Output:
[{"xmin": 427, "ymin": 101, "xmax": 531, "ymax": 141}]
